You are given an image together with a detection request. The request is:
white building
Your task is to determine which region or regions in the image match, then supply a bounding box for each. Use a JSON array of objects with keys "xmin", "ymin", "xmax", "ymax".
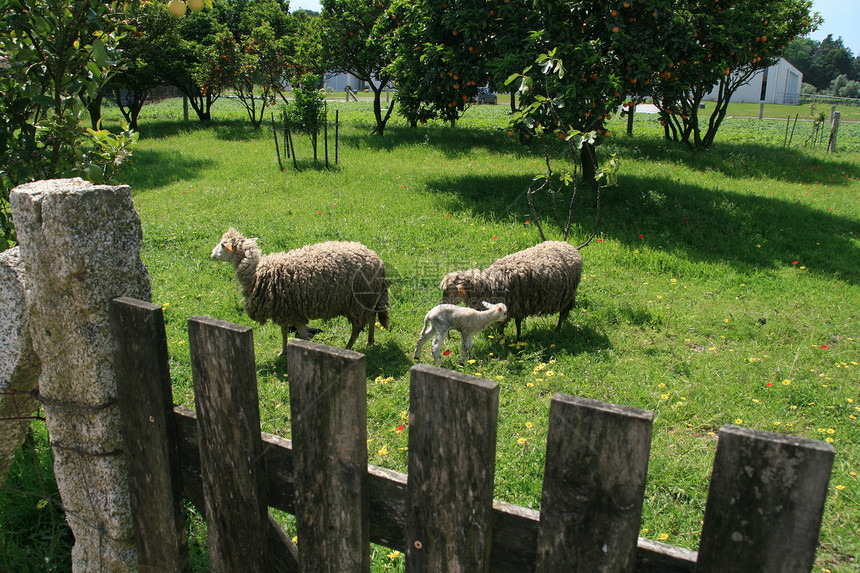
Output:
[
  {"xmin": 703, "ymin": 57, "xmax": 803, "ymax": 105},
  {"xmin": 324, "ymin": 72, "xmax": 363, "ymax": 92},
  {"xmin": 323, "ymin": 72, "xmax": 392, "ymax": 92}
]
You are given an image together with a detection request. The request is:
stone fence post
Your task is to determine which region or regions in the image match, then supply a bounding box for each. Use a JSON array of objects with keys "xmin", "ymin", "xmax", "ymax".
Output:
[
  {"xmin": 10, "ymin": 178, "xmax": 151, "ymax": 572},
  {"xmin": 0, "ymin": 247, "xmax": 41, "ymax": 485}
]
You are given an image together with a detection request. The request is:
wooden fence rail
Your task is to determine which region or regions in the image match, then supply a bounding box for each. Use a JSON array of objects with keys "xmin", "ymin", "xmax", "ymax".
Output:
[{"xmin": 109, "ymin": 297, "xmax": 834, "ymax": 572}]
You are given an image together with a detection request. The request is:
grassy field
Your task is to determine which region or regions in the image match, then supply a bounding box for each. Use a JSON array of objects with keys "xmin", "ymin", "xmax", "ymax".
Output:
[{"xmin": 2, "ymin": 97, "xmax": 859, "ymax": 572}]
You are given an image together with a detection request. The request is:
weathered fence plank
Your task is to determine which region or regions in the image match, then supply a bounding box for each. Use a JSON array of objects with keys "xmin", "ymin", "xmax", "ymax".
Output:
[
  {"xmin": 172, "ymin": 406, "xmax": 698, "ymax": 572},
  {"xmin": 536, "ymin": 394, "xmax": 654, "ymax": 572},
  {"xmin": 695, "ymin": 425, "xmax": 835, "ymax": 572},
  {"xmin": 188, "ymin": 316, "xmax": 272, "ymax": 573},
  {"xmin": 174, "ymin": 408, "xmax": 299, "ymax": 573},
  {"xmin": 288, "ymin": 339, "xmax": 370, "ymax": 573},
  {"xmin": 405, "ymin": 364, "xmax": 500, "ymax": 573},
  {"xmin": 110, "ymin": 297, "xmax": 187, "ymax": 573}
]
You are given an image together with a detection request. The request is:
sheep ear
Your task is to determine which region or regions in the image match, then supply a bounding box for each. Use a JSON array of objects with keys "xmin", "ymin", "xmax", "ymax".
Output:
[
  {"xmin": 457, "ymin": 284, "xmax": 467, "ymax": 295},
  {"xmin": 482, "ymin": 301, "xmax": 492, "ymax": 309}
]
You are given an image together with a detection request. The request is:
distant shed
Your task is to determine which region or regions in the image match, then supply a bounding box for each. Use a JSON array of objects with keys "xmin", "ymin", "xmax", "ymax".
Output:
[{"xmin": 703, "ymin": 57, "xmax": 803, "ymax": 105}]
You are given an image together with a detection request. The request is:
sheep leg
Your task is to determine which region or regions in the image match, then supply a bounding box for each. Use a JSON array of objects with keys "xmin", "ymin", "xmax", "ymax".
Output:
[
  {"xmin": 414, "ymin": 323, "xmax": 435, "ymax": 361},
  {"xmin": 346, "ymin": 322, "xmax": 363, "ymax": 350},
  {"xmin": 280, "ymin": 323, "xmax": 310, "ymax": 356},
  {"xmin": 367, "ymin": 318, "xmax": 376, "ymax": 346},
  {"xmin": 431, "ymin": 328, "xmax": 448, "ymax": 365},
  {"xmin": 460, "ymin": 333, "xmax": 474, "ymax": 363},
  {"xmin": 556, "ymin": 303, "xmax": 574, "ymax": 331},
  {"xmin": 515, "ymin": 318, "xmax": 523, "ymax": 339}
]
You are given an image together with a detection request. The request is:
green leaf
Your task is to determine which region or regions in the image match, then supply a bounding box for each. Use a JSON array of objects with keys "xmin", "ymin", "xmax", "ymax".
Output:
[
  {"xmin": 540, "ymin": 58, "xmax": 553, "ymax": 75},
  {"xmin": 91, "ymin": 38, "xmax": 108, "ymax": 69}
]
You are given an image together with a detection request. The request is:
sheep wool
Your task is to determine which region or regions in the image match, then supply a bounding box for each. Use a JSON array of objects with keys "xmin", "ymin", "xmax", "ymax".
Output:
[
  {"xmin": 439, "ymin": 240, "xmax": 582, "ymax": 338},
  {"xmin": 212, "ymin": 228, "xmax": 389, "ymax": 353}
]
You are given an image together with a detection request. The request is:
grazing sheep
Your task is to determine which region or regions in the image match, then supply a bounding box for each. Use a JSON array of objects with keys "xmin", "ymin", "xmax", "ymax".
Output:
[
  {"xmin": 211, "ymin": 228, "xmax": 389, "ymax": 354},
  {"xmin": 439, "ymin": 241, "xmax": 582, "ymax": 338},
  {"xmin": 414, "ymin": 302, "xmax": 508, "ymax": 365}
]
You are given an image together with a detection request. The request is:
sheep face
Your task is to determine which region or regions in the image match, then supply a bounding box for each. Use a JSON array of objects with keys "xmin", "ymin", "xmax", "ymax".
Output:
[
  {"xmin": 210, "ymin": 240, "xmax": 232, "ymax": 261},
  {"xmin": 483, "ymin": 301, "xmax": 508, "ymax": 322},
  {"xmin": 211, "ymin": 229, "xmax": 258, "ymax": 262}
]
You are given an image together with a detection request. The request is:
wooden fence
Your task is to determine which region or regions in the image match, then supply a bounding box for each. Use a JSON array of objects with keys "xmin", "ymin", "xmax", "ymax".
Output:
[{"xmin": 108, "ymin": 297, "xmax": 835, "ymax": 573}]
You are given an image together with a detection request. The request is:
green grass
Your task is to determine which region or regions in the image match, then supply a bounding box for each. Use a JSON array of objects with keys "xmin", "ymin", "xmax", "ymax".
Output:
[
  {"xmin": 0, "ymin": 426, "xmax": 72, "ymax": 573},
  {"xmin": 4, "ymin": 96, "xmax": 859, "ymax": 571}
]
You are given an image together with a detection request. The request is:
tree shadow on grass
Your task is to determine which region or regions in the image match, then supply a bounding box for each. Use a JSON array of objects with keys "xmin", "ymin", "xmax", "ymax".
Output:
[
  {"xmin": 339, "ymin": 124, "xmax": 523, "ymax": 159},
  {"xmin": 133, "ymin": 118, "xmax": 268, "ymax": 142},
  {"xmin": 510, "ymin": 321, "xmax": 611, "ymax": 362},
  {"xmin": 363, "ymin": 338, "xmax": 415, "ymax": 381},
  {"xmin": 425, "ymin": 171, "xmax": 860, "ymax": 285},
  {"xmin": 256, "ymin": 336, "xmax": 414, "ymax": 387},
  {"xmin": 122, "ymin": 147, "xmax": 216, "ymax": 191},
  {"xmin": 604, "ymin": 134, "xmax": 860, "ymax": 187}
]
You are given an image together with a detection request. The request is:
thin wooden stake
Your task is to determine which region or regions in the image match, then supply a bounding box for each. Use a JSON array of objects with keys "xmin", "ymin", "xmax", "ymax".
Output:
[
  {"xmin": 335, "ymin": 110, "xmax": 339, "ymax": 165},
  {"xmin": 324, "ymin": 105, "xmax": 329, "ymax": 169},
  {"xmin": 788, "ymin": 114, "xmax": 799, "ymax": 147},
  {"xmin": 283, "ymin": 109, "xmax": 290, "ymax": 159},
  {"xmin": 827, "ymin": 111, "xmax": 840, "ymax": 152},
  {"xmin": 285, "ymin": 114, "xmax": 298, "ymax": 170},
  {"xmin": 272, "ymin": 113, "xmax": 283, "ymax": 171}
]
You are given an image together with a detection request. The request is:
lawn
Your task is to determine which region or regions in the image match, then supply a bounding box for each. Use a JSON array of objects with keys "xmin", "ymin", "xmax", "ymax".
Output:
[{"xmin": 3, "ymin": 97, "xmax": 858, "ymax": 572}]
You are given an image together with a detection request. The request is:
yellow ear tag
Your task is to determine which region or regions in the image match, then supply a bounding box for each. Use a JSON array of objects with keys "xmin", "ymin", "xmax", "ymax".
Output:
[
  {"xmin": 458, "ymin": 285, "xmax": 467, "ymax": 295},
  {"xmin": 224, "ymin": 243, "xmax": 233, "ymax": 252}
]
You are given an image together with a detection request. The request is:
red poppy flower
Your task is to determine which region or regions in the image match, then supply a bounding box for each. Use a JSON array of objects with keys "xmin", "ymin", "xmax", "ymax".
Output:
[
  {"xmin": 443, "ymin": 349, "xmax": 451, "ymax": 356},
  {"xmin": 396, "ymin": 424, "xmax": 405, "ymax": 432},
  {"xmin": 821, "ymin": 345, "xmax": 828, "ymax": 349}
]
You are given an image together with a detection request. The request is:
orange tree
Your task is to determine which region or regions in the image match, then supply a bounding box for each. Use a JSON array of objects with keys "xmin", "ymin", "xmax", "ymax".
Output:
[
  {"xmin": 1, "ymin": 0, "xmax": 141, "ymax": 248},
  {"xmin": 207, "ymin": 0, "xmax": 294, "ymax": 129},
  {"xmin": 508, "ymin": 0, "xmax": 675, "ymax": 181},
  {"xmin": 648, "ymin": 0, "xmax": 820, "ymax": 149},
  {"xmin": 108, "ymin": 5, "xmax": 180, "ymax": 129},
  {"xmin": 161, "ymin": 6, "xmax": 225, "ymax": 121},
  {"xmin": 383, "ymin": 0, "xmax": 497, "ymax": 127},
  {"xmin": 321, "ymin": 0, "xmax": 395, "ymax": 135}
]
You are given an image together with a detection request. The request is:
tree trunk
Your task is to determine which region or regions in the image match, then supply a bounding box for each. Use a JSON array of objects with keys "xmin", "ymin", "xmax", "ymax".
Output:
[
  {"xmin": 580, "ymin": 142, "xmax": 597, "ymax": 184},
  {"xmin": 129, "ymin": 92, "xmax": 148, "ymax": 131},
  {"xmin": 626, "ymin": 104, "xmax": 634, "ymax": 136},
  {"xmin": 87, "ymin": 90, "xmax": 105, "ymax": 130},
  {"xmin": 370, "ymin": 80, "xmax": 396, "ymax": 136}
]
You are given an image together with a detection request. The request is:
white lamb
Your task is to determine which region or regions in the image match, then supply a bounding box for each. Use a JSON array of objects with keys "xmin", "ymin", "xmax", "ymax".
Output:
[{"xmin": 414, "ymin": 302, "xmax": 508, "ymax": 365}]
